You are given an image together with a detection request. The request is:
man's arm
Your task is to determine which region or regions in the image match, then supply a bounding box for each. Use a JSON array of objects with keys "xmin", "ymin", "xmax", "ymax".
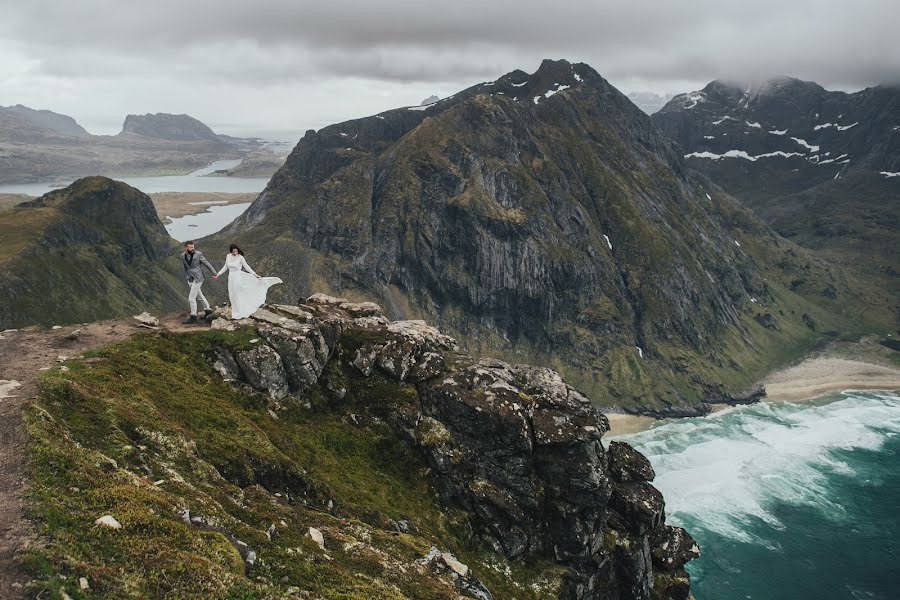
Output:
[
  {"xmin": 199, "ymin": 253, "xmax": 217, "ymax": 275},
  {"xmin": 181, "ymin": 254, "xmax": 190, "ymax": 281}
]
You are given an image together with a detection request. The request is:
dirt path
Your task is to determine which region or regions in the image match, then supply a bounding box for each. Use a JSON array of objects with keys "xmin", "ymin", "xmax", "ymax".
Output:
[{"xmin": 0, "ymin": 315, "xmax": 200, "ymax": 598}]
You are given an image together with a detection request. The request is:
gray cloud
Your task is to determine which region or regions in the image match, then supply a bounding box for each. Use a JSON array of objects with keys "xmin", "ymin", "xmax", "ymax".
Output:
[{"xmin": 1, "ymin": 0, "xmax": 897, "ymax": 136}]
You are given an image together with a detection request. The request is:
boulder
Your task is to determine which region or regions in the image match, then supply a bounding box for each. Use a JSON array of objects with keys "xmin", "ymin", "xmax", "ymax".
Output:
[
  {"xmin": 132, "ymin": 312, "xmax": 159, "ymax": 328},
  {"xmin": 94, "ymin": 515, "xmax": 122, "ymax": 529}
]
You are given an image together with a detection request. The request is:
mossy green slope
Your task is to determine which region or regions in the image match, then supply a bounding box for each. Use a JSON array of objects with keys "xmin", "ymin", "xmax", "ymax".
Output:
[
  {"xmin": 25, "ymin": 330, "xmax": 565, "ymax": 599},
  {"xmin": 0, "ymin": 177, "xmax": 185, "ymax": 329}
]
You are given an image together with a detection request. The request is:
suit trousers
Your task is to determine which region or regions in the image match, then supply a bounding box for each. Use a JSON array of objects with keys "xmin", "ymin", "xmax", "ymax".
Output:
[{"xmin": 188, "ymin": 281, "xmax": 211, "ymax": 315}]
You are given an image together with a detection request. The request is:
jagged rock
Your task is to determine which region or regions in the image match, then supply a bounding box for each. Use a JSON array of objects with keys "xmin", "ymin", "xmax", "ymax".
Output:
[
  {"xmin": 269, "ymin": 304, "xmax": 314, "ymax": 321},
  {"xmin": 609, "ymin": 482, "xmax": 665, "ymax": 535},
  {"xmin": 308, "ymin": 526, "xmax": 325, "ymax": 550},
  {"xmin": 306, "ymin": 293, "xmax": 348, "ymax": 305},
  {"xmin": 607, "ymin": 441, "xmax": 655, "ymax": 482},
  {"xmin": 133, "ymin": 312, "xmax": 159, "ymax": 328},
  {"xmin": 649, "ymin": 525, "xmax": 700, "ymax": 570},
  {"xmin": 211, "ymin": 347, "xmax": 242, "ymax": 382},
  {"xmin": 208, "ymin": 302, "xmax": 697, "ymax": 599},
  {"xmin": 441, "ymin": 552, "xmax": 469, "ymax": 577},
  {"xmin": 210, "ymin": 317, "xmax": 236, "ymax": 331},
  {"xmin": 339, "ymin": 301, "xmax": 384, "ymax": 318},
  {"xmin": 234, "ymin": 345, "xmax": 289, "ymax": 400},
  {"xmin": 95, "ymin": 515, "xmax": 122, "ymax": 529}
]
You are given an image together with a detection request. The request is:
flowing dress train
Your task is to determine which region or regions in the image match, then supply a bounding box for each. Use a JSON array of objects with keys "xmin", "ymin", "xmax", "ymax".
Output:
[{"xmin": 217, "ymin": 254, "xmax": 282, "ymax": 319}]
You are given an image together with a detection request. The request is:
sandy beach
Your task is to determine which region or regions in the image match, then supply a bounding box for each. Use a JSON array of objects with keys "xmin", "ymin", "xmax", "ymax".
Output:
[
  {"xmin": 763, "ymin": 356, "xmax": 900, "ymax": 402},
  {"xmin": 606, "ymin": 338, "xmax": 900, "ymax": 435},
  {"xmin": 606, "ymin": 413, "xmax": 658, "ymax": 435}
]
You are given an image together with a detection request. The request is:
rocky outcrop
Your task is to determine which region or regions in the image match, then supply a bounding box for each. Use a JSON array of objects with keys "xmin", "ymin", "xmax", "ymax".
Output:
[{"xmin": 209, "ymin": 295, "xmax": 698, "ymax": 599}]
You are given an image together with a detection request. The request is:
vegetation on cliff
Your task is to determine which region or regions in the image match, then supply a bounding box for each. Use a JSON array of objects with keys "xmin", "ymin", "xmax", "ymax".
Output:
[{"xmin": 23, "ymin": 297, "xmax": 696, "ymax": 599}]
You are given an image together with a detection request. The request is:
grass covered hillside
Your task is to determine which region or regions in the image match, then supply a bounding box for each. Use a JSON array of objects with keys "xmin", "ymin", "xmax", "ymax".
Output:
[
  {"xmin": 23, "ymin": 298, "xmax": 698, "ymax": 599},
  {"xmin": 0, "ymin": 177, "xmax": 185, "ymax": 329}
]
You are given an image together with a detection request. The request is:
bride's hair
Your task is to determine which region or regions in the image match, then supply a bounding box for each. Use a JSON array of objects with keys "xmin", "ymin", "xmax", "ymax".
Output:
[{"xmin": 229, "ymin": 244, "xmax": 244, "ymax": 256}]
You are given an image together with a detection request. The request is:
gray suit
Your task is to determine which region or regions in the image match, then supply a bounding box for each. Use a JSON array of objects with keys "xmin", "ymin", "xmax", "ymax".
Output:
[
  {"xmin": 182, "ymin": 250, "xmax": 217, "ymax": 315},
  {"xmin": 182, "ymin": 250, "xmax": 216, "ymax": 284}
]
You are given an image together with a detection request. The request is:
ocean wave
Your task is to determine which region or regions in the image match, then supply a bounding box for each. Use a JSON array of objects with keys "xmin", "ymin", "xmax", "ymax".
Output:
[{"xmin": 612, "ymin": 391, "xmax": 900, "ymax": 544}]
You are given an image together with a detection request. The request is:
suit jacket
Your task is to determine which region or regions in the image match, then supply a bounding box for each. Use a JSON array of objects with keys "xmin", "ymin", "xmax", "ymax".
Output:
[{"xmin": 182, "ymin": 250, "xmax": 216, "ymax": 284}]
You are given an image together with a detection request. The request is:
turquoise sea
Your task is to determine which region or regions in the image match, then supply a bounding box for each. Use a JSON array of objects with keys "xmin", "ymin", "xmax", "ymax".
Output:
[{"xmin": 616, "ymin": 391, "xmax": 900, "ymax": 600}]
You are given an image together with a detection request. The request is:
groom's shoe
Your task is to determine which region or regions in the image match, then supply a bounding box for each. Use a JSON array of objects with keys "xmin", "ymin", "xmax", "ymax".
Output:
[{"xmin": 182, "ymin": 315, "xmax": 198, "ymax": 325}]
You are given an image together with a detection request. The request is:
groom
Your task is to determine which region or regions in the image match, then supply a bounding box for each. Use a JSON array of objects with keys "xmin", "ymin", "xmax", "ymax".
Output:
[{"xmin": 181, "ymin": 240, "xmax": 217, "ymax": 324}]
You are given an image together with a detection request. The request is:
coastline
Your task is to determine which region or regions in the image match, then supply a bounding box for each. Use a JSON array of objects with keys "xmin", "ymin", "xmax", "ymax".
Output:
[
  {"xmin": 762, "ymin": 356, "xmax": 900, "ymax": 402},
  {"xmin": 606, "ymin": 337, "xmax": 900, "ymax": 436}
]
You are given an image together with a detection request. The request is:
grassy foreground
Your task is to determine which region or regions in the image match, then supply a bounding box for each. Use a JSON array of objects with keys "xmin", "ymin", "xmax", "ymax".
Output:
[{"xmin": 24, "ymin": 329, "xmax": 564, "ymax": 599}]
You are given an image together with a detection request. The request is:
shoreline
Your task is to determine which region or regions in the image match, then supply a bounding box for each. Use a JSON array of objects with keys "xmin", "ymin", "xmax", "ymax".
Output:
[{"xmin": 607, "ymin": 340, "xmax": 900, "ymax": 436}]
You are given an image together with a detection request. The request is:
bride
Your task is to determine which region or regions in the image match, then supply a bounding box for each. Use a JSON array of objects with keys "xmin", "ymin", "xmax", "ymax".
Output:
[{"xmin": 214, "ymin": 244, "xmax": 282, "ymax": 319}]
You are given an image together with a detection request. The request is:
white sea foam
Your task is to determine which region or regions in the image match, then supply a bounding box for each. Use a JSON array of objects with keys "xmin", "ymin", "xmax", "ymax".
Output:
[{"xmin": 613, "ymin": 392, "xmax": 900, "ymax": 545}]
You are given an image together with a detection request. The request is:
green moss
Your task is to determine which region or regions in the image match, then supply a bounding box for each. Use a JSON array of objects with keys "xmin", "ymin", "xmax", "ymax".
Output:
[{"xmin": 25, "ymin": 331, "xmax": 563, "ymax": 599}]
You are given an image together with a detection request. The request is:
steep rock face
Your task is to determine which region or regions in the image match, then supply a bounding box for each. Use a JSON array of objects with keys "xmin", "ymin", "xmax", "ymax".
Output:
[
  {"xmin": 119, "ymin": 112, "xmax": 223, "ymax": 142},
  {"xmin": 209, "ymin": 295, "xmax": 698, "ymax": 599},
  {"xmin": 216, "ymin": 59, "xmax": 865, "ymax": 414},
  {"xmin": 0, "ymin": 176, "xmax": 184, "ymax": 328},
  {"xmin": 653, "ymin": 78, "xmax": 900, "ymax": 285}
]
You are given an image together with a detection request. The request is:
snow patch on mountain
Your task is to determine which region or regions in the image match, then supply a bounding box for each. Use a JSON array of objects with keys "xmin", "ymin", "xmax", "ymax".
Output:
[
  {"xmin": 685, "ymin": 150, "xmax": 804, "ymax": 162},
  {"xmin": 791, "ymin": 137, "xmax": 820, "ymax": 153}
]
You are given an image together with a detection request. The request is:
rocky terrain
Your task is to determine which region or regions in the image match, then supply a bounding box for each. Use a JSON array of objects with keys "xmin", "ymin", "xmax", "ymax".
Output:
[
  {"xmin": 19, "ymin": 295, "xmax": 697, "ymax": 599},
  {"xmin": 0, "ymin": 177, "xmax": 185, "ymax": 328},
  {"xmin": 0, "ymin": 108, "xmax": 282, "ymax": 184},
  {"xmin": 211, "ymin": 59, "xmax": 890, "ymax": 415},
  {"xmin": 652, "ymin": 77, "xmax": 900, "ymax": 283}
]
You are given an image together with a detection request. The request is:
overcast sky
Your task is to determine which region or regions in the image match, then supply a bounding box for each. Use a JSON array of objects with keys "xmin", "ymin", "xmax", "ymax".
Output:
[{"xmin": 1, "ymin": 0, "xmax": 897, "ymax": 139}]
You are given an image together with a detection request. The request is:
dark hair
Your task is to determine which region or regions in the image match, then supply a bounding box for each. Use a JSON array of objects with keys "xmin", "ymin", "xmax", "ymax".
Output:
[
  {"xmin": 183, "ymin": 240, "xmax": 194, "ymax": 246},
  {"xmin": 229, "ymin": 244, "xmax": 244, "ymax": 256}
]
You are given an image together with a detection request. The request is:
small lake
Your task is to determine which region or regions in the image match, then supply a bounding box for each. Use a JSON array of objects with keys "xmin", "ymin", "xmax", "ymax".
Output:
[
  {"xmin": 0, "ymin": 159, "xmax": 270, "ymax": 195},
  {"xmin": 165, "ymin": 202, "xmax": 252, "ymax": 242}
]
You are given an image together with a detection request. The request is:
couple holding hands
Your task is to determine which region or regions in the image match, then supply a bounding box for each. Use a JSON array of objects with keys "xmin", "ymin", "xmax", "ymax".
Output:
[{"xmin": 180, "ymin": 240, "xmax": 282, "ymax": 323}]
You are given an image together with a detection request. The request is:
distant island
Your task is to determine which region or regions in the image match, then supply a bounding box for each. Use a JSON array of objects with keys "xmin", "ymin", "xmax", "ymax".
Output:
[{"xmin": 0, "ymin": 106, "xmax": 288, "ymax": 184}]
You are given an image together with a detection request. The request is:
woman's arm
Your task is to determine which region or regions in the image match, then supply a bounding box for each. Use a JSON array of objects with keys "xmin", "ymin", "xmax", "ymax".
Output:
[
  {"xmin": 216, "ymin": 257, "xmax": 228, "ymax": 276},
  {"xmin": 240, "ymin": 256, "xmax": 258, "ymax": 276}
]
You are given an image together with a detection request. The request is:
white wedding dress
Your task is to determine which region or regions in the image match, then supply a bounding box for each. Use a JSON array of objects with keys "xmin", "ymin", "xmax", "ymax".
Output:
[{"xmin": 217, "ymin": 254, "xmax": 282, "ymax": 319}]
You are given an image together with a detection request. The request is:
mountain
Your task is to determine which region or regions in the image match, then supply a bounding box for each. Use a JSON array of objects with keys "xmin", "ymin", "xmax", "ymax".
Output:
[
  {"xmin": 22, "ymin": 296, "xmax": 697, "ymax": 599},
  {"xmin": 421, "ymin": 94, "xmax": 440, "ymax": 105},
  {"xmin": 651, "ymin": 77, "xmax": 900, "ymax": 281},
  {"xmin": 119, "ymin": 112, "xmax": 224, "ymax": 142},
  {"xmin": 626, "ymin": 92, "xmax": 674, "ymax": 115},
  {"xmin": 212, "ymin": 59, "xmax": 888, "ymax": 416},
  {"xmin": 0, "ymin": 177, "xmax": 184, "ymax": 328},
  {"xmin": 0, "ymin": 108, "xmax": 283, "ymax": 185},
  {"xmin": 0, "ymin": 104, "xmax": 89, "ymax": 143}
]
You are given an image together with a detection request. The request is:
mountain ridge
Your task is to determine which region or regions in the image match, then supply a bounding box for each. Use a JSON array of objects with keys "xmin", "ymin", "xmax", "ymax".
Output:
[
  {"xmin": 210, "ymin": 59, "xmax": 888, "ymax": 415},
  {"xmin": 652, "ymin": 75, "xmax": 900, "ymax": 288}
]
